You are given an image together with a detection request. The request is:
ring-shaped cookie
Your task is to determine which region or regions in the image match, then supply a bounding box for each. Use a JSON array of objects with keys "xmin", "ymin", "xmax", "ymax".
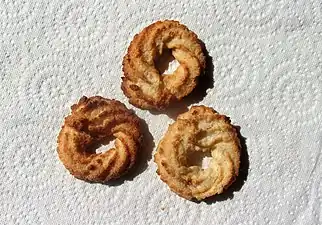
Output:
[
  {"xmin": 57, "ymin": 96, "xmax": 142, "ymax": 182},
  {"xmin": 122, "ymin": 20, "xmax": 206, "ymax": 110},
  {"xmin": 154, "ymin": 106, "xmax": 240, "ymax": 200}
]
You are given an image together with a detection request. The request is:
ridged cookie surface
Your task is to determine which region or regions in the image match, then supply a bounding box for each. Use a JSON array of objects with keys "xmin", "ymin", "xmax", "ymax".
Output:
[
  {"xmin": 57, "ymin": 96, "xmax": 142, "ymax": 182},
  {"xmin": 122, "ymin": 20, "xmax": 206, "ymax": 110},
  {"xmin": 154, "ymin": 106, "xmax": 240, "ymax": 200}
]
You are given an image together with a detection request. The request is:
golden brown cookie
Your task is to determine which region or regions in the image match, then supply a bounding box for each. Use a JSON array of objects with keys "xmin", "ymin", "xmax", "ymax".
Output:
[
  {"xmin": 57, "ymin": 96, "xmax": 142, "ymax": 182},
  {"xmin": 154, "ymin": 106, "xmax": 240, "ymax": 200},
  {"xmin": 122, "ymin": 20, "xmax": 206, "ymax": 110}
]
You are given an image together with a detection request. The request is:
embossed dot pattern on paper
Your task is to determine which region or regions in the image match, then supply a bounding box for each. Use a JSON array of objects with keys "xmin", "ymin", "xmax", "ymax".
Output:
[{"xmin": 0, "ymin": 0, "xmax": 322, "ymax": 224}]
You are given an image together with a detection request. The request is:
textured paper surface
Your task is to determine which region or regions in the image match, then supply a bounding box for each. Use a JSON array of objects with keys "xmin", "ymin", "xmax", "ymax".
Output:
[{"xmin": 1, "ymin": 1, "xmax": 322, "ymax": 224}]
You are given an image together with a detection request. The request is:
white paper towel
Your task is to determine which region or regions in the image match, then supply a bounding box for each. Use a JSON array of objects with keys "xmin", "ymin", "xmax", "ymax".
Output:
[{"xmin": 1, "ymin": 0, "xmax": 322, "ymax": 224}]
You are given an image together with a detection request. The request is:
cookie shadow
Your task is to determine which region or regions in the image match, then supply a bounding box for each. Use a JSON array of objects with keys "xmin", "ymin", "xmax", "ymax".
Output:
[
  {"xmin": 107, "ymin": 118, "xmax": 155, "ymax": 186},
  {"xmin": 149, "ymin": 40, "xmax": 214, "ymax": 120},
  {"xmin": 193, "ymin": 125, "xmax": 249, "ymax": 204}
]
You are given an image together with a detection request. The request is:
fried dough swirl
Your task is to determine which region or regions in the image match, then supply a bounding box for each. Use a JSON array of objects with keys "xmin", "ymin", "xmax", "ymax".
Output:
[
  {"xmin": 122, "ymin": 20, "xmax": 206, "ymax": 110},
  {"xmin": 57, "ymin": 96, "xmax": 142, "ymax": 182},
  {"xmin": 154, "ymin": 106, "xmax": 240, "ymax": 200}
]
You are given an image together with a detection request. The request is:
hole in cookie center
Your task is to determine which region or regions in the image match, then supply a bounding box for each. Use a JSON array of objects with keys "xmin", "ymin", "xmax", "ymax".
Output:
[
  {"xmin": 87, "ymin": 136, "xmax": 116, "ymax": 154},
  {"xmin": 96, "ymin": 139, "xmax": 115, "ymax": 153},
  {"xmin": 186, "ymin": 150, "xmax": 212, "ymax": 169},
  {"xmin": 154, "ymin": 49, "xmax": 179, "ymax": 75}
]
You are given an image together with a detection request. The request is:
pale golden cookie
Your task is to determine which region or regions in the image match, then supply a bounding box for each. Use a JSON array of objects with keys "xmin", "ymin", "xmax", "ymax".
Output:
[
  {"xmin": 57, "ymin": 96, "xmax": 142, "ymax": 182},
  {"xmin": 154, "ymin": 106, "xmax": 240, "ymax": 200},
  {"xmin": 122, "ymin": 20, "xmax": 206, "ymax": 110}
]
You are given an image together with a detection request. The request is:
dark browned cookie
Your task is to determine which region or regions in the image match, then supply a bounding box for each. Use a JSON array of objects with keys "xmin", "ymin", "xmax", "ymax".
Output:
[{"xmin": 57, "ymin": 96, "xmax": 142, "ymax": 182}]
